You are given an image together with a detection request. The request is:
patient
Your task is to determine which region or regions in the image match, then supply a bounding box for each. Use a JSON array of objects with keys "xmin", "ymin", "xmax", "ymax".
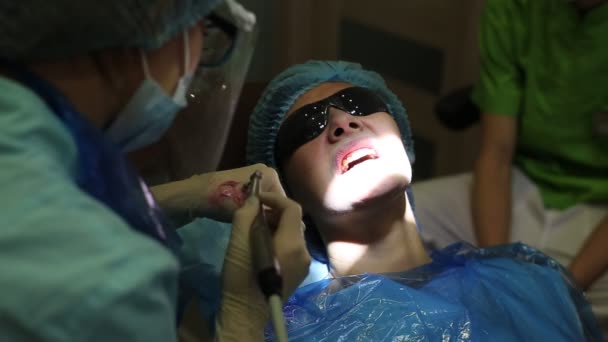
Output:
[{"xmin": 246, "ymin": 61, "xmax": 602, "ymax": 341}]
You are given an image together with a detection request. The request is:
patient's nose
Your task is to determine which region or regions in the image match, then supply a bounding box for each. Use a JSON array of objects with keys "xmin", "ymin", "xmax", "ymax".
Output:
[{"xmin": 327, "ymin": 108, "xmax": 362, "ymax": 143}]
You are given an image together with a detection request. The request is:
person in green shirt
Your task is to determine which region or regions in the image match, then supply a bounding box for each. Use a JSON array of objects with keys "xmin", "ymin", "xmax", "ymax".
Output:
[{"xmin": 412, "ymin": 0, "xmax": 608, "ymax": 329}]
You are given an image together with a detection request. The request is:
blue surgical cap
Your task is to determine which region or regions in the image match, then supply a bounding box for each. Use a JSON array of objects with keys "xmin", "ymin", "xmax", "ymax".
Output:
[
  {"xmin": 0, "ymin": 0, "xmax": 222, "ymax": 61},
  {"xmin": 246, "ymin": 60, "xmax": 417, "ymax": 264},
  {"xmin": 247, "ymin": 60, "xmax": 415, "ymax": 169}
]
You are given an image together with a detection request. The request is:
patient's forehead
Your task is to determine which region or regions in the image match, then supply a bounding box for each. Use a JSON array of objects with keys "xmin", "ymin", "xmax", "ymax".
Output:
[{"xmin": 285, "ymin": 82, "xmax": 354, "ymax": 119}]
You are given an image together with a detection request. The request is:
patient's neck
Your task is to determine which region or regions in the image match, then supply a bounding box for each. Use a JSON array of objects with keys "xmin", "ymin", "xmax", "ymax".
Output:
[{"xmin": 320, "ymin": 192, "xmax": 431, "ymax": 277}]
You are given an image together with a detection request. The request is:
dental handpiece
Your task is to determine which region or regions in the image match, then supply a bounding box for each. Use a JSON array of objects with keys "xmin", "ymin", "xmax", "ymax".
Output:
[
  {"xmin": 249, "ymin": 171, "xmax": 289, "ymax": 342},
  {"xmin": 249, "ymin": 171, "xmax": 283, "ymax": 298}
]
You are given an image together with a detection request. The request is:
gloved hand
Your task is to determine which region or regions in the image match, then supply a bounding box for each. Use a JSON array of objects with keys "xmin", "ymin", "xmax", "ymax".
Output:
[
  {"xmin": 151, "ymin": 164, "xmax": 284, "ymax": 225},
  {"xmin": 215, "ymin": 190, "xmax": 310, "ymax": 340}
]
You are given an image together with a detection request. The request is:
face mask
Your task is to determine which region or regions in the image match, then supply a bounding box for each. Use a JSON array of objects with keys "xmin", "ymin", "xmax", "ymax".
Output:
[{"xmin": 105, "ymin": 31, "xmax": 194, "ymax": 152}]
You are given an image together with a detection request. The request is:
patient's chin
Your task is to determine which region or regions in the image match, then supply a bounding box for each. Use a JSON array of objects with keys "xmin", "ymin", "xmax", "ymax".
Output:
[{"xmin": 323, "ymin": 170, "xmax": 409, "ymax": 212}]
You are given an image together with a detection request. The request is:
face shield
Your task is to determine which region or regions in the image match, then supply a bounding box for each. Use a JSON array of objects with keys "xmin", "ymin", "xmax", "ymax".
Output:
[{"xmin": 133, "ymin": 0, "xmax": 257, "ymax": 184}]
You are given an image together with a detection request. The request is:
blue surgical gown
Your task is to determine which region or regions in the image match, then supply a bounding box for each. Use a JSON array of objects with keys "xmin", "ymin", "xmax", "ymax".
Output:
[
  {"xmin": 266, "ymin": 243, "xmax": 603, "ymax": 341},
  {"xmin": 174, "ymin": 222, "xmax": 604, "ymax": 341},
  {"xmin": 0, "ymin": 76, "xmax": 181, "ymax": 341}
]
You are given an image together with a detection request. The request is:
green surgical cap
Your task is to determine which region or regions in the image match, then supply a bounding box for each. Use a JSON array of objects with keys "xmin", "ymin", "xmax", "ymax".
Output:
[
  {"xmin": 0, "ymin": 0, "xmax": 222, "ymax": 61},
  {"xmin": 247, "ymin": 60, "xmax": 415, "ymax": 170}
]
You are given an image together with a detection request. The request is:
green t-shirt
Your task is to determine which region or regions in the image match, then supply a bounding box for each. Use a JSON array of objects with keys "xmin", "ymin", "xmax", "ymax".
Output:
[{"xmin": 472, "ymin": 0, "xmax": 608, "ymax": 210}]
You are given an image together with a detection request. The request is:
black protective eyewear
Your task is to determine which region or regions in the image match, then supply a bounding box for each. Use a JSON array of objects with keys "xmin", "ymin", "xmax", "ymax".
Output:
[{"xmin": 274, "ymin": 86, "xmax": 390, "ymax": 166}]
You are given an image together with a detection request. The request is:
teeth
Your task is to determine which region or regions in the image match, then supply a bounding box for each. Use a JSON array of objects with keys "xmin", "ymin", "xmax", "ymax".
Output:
[{"xmin": 341, "ymin": 148, "xmax": 377, "ymax": 172}]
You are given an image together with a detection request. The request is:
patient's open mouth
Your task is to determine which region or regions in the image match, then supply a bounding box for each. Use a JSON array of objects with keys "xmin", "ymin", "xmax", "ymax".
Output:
[{"xmin": 340, "ymin": 148, "xmax": 378, "ymax": 174}]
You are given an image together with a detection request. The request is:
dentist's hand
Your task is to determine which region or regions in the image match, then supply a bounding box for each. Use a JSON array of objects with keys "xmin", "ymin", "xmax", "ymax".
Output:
[
  {"xmin": 216, "ymin": 191, "xmax": 310, "ymax": 340},
  {"xmin": 151, "ymin": 164, "xmax": 285, "ymax": 225},
  {"xmin": 201, "ymin": 164, "xmax": 286, "ymax": 222}
]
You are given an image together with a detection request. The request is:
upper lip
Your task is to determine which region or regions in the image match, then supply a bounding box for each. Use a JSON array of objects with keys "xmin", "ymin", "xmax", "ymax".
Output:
[{"xmin": 334, "ymin": 138, "xmax": 379, "ymax": 174}]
